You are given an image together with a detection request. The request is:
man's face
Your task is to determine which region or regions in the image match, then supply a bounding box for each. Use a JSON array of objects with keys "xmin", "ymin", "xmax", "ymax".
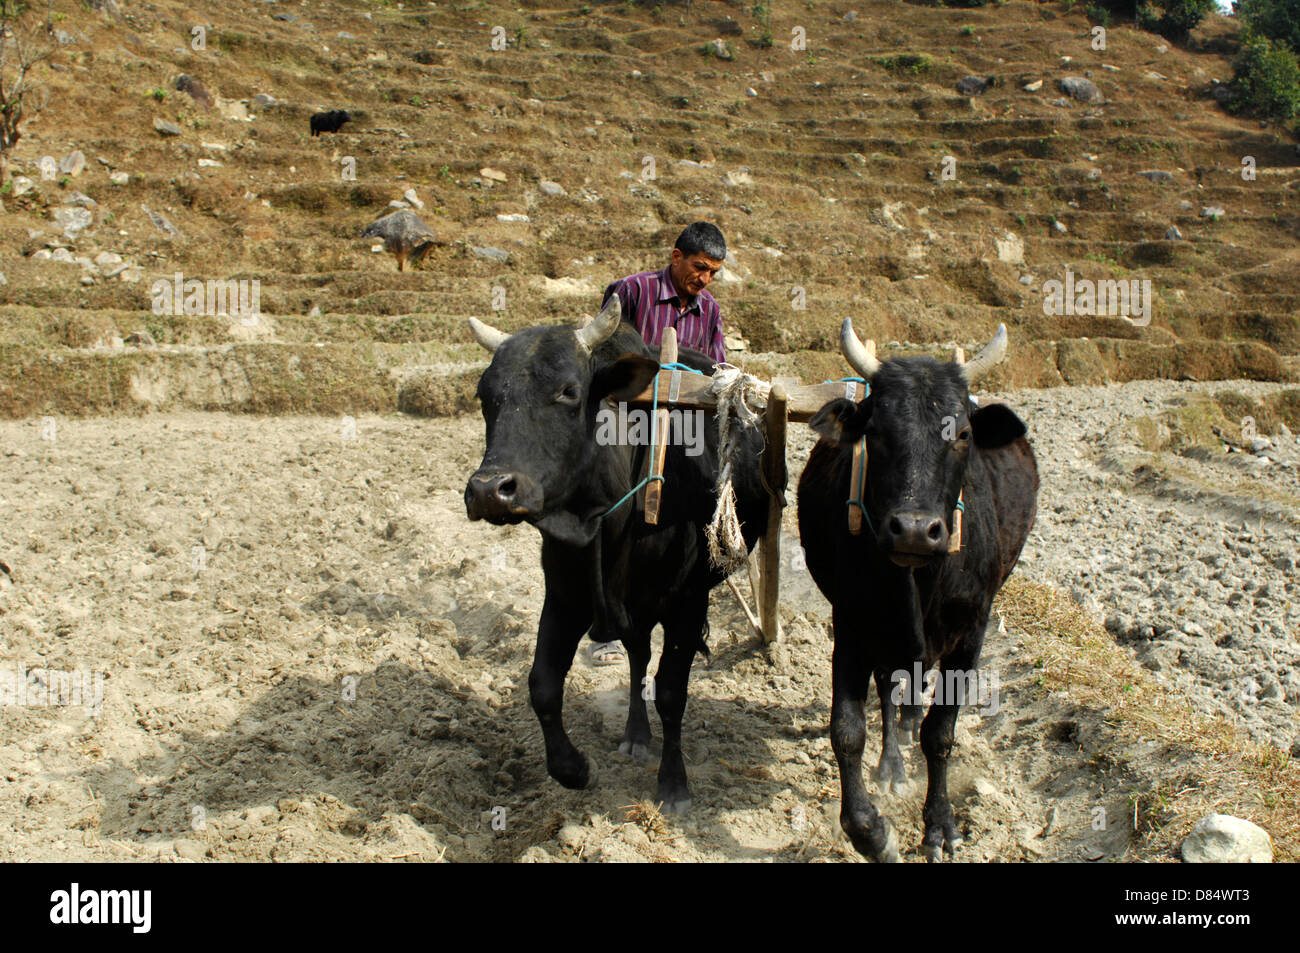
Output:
[{"xmin": 669, "ymin": 248, "xmax": 723, "ymax": 299}]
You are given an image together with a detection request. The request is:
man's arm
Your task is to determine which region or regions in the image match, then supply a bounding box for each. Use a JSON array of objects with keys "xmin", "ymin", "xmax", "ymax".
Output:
[{"xmin": 705, "ymin": 303, "xmax": 726, "ymax": 366}]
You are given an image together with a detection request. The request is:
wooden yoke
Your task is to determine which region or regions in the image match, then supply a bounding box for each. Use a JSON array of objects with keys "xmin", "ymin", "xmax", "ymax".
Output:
[
  {"xmin": 846, "ymin": 339, "xmax": 875, "ymax": 536},
  {"xmin": 642, "ymin": 326, "xmax": 676, "ymax": 524},
  {"xmin": 949, "ymin": 346, "xmax": 965, "ymax": 554},
  {"xmin": 759, "ymin": 384, "xmax": 788, "ymax": 644}
]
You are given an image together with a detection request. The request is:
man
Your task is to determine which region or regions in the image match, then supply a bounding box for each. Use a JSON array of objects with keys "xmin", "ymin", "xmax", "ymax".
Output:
[
  {"xmin": 601, "ymin": 221, "xmax": 727, "ymax": 365},
  {"xmin": 589, "ymin": 221, "xmax": 729, "ymax": 665}
]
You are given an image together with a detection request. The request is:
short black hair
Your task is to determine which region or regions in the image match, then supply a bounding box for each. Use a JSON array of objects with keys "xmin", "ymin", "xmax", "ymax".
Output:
[{"xmin": 674, "ymin": 221, "xmax": 726, "ymax": 261}]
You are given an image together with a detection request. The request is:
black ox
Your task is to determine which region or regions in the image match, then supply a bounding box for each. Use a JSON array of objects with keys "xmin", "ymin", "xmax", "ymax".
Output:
[
  {"xmin": 463, "ymin": 298, "xmax": 773, "ymax": 812},
  {"xmin": 798, "ymin": 319, "xmax": 1038, "ymax": 861},
  {"xmin": 309, "ymin": 109, "xmax": 352, "ymax": 136}
]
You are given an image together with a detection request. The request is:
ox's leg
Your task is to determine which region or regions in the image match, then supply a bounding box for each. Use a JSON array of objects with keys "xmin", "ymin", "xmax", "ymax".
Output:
[
  {"xmin": 899, "ymin": 700, "xmax": 924, "ymax": 744},
  {"xmin": 530, "ymin": 548, "xmax": 596, "ymax": 790},
  {"xmin": 872, "ymin": 669, "xmax": 911, "ymax": 796},
  {"xmin": 831, "ymin": 615, "xmax": 899, "ymax": 862},
  {"xmin": 618, "ymin": 623, "xmax": 653, "ymax": 762},
  {"xmin": 919, "ymin": 637, "xmax": 983, "ymax": 861},
  {"xmin": 652, "ymin": 600, "xmax": 706, "ymax": 815}
]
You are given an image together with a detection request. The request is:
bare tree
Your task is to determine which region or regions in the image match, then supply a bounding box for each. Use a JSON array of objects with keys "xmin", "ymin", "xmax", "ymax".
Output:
[{"xmin": 0, "ymin": 0, "xmax": 54, "ymax": 186}]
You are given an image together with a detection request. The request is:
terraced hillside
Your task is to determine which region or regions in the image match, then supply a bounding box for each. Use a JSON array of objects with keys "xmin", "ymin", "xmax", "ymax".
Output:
[{"xmin": 0, "ymin": 0, "xmax": 1296, "ymax": 418}]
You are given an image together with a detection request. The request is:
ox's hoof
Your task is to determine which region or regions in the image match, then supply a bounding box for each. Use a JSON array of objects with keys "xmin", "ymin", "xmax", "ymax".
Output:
[
  {"xmin": 843, "ymin": 811, "xmax": 899, "ymax": 863},
  {"xmin": 549, "ymin": 751, "xmax": 596, "ymax": 790},
  {"xmin": 922, "ymin": 815, "xmax": 964, "ymax": 862},
  {"xmin": 655, "ymin": 778, "xmax": 692, "ymax": 816},
  {"xmin": 659, "ymin": 795, "xmax": 692, "ymax": 817},
  {"xmin": 618, "ymin": 739, "xmax": 652, "ymax": 763}
]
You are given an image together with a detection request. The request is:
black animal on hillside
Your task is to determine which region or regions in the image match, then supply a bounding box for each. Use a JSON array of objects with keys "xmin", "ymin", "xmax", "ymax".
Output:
[
  {"xmin": 797, "ymin": 319, "xmax": 1038, "ymax": 861},
  {"xmin": 463, "ymin": 297, "xmax": 775, "ymax": 813},
  {"xmin": 309, "ymin": 109, "xmax": 352, "ymax": 136}
]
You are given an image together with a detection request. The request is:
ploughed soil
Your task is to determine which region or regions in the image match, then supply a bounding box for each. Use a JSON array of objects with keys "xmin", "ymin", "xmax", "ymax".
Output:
[{"xmin": 3, "ymin": 379, "xmax": 1295, "ymax": 862}]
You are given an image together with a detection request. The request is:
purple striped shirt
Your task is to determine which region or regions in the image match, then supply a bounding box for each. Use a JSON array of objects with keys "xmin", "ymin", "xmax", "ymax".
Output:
[{"xmin": 601, "ymin": 267, "xmax": 725, "ymax": 365}]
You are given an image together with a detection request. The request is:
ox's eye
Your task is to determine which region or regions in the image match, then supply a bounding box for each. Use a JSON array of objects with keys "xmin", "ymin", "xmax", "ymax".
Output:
[
  {"xmin": 953, "ymin": 428, "xmax": 972, "ymax": 447},
  {"xmin": 555, "ymin": 384, "xmax": 582, "ymax": 406}
]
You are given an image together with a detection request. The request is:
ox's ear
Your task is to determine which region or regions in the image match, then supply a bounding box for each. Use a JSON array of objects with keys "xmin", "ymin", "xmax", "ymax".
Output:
[
  {"xmin": 970, "ymin": 402, "xmax": 1027, "ymax": 449},
  {"xmin": 808, "ymin": 398, "xmax": 870, "ymax": 446},
  {"xmin": 591, "ymin": 353, "xmax": 661, "ymax": 403}
]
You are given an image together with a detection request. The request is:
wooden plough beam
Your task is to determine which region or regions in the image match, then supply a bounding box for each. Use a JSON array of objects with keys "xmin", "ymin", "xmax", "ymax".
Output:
[{"xmin": 621, "ymin": 339, "xmax": 876, "ymax": 649}]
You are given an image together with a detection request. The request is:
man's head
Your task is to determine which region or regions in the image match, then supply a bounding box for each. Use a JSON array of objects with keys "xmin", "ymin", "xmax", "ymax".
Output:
[{"xmin": 669, "ymin": 221, "xmax": 726, "ymax": 301}]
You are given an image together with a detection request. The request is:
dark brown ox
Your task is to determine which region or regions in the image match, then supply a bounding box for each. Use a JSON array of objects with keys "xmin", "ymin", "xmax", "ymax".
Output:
[
  {"xmin": 797, "ymin": 320, "xmax": 1038, "ymax": 861},
  {"xmin": 463, "ymin": 298, "xmax": 774, "ymax": 813}
]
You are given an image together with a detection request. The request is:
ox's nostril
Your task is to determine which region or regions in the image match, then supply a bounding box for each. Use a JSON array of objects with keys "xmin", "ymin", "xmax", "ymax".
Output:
[
  {"xmin": 927, "ymin": 520, "xmax": 943, "ymax": 541},
  {"xmin": 888, "ymin": 516, "xmax": 903, "ymax": 536},
  {"xmin": 496, "ymin": 477, "xmax": 517, "ymax": 500}
]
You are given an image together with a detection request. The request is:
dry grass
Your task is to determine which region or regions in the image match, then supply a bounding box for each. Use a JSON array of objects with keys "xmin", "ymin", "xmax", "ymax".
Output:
[
  {"xmin": 620, "ymin": 799, "xmax": 670, "ymax": 839},
  {"xmin": 997, "ymin": 576, "xmax": 1298, "ymax": 860}
]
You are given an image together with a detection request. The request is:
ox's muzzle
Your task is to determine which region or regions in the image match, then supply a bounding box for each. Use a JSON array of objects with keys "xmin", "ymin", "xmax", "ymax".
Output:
[
  {"xmin": 883, "ymin": 509, "xmax": 949, "ymax": 567},
  {"xmin": 464, "ymin": 469, "xmax": 543, "ymax": 523}
]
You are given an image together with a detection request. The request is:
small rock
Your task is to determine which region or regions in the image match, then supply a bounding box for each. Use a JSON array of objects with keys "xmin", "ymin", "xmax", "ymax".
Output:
[
  {"xmin": 709, "ymin": 38, "xmax": 733, "ymax": 60},
  {"xmin": 957, "ymin": 75, "xmax": 990, "ymax": 96},
  {"xmin": 141, "ymin": 204, "xmax": 181, "ymax": 238},
  {"xmin": 153, "ymin": 117, "xmax": 183, "ymax": 137},
  {"xmin": 746, "ymin": 87, "xmax": 757, "ymax": 97},
  {"xmin": 1165, "ymin": 225, "xmax": 1183, "ymax": 241},
  {"xmin": 538, "ymin": 180, "xmax": 566, "ymax": 196},
  {"xmin": 12, "ymin": 175, "xmax": 34, "ymax": 196},
  {"xmin": 1052, "ymin": 219, "xmax": 1068, "ymax": 234},
  {"xmin": 403, "ymin": 188, "xmax": 424, "ymax": 209},
  {"xmin": 173, "ymin": 838, "xmax": 206, "ymax": 862},
  {"xmin": 109, "ymin": 171, "xmax": 129, "ymax": 185},
  {"xmin": 1022, "ymin": 79, "xmax": 1043, "ymax": 92},
  {"xmin": 496, "ymin": 213, "xmax": 529, "ymax": 223},
  {"xmin": 479, "ymin": 167, "xmax": 508, "ymax": 183},
  {"xmin": 52, "ymin": 207, "xmax": 92, "ymax": 238},
  {"xmin": 65, "ymin": 191, "xmax": 97, "ymax": 208},
  {"xmin": 174, "ymin": 75, "xmax": 212, "ymax": 110},
  {"xmin": 124, "ymin": 330, "xmax": 157, "ymax": 348},
  {"xmin": 1059, "ymin": 76, "xmax": 1103, "ymax": 103},
  {"xmin": 253, "ymin": 93, "xmax": 277, "ymax": 108},
  {"xmin": 58, "ymin": 150, "xmax": 86, "ymax": 177},
  {"xmin": 1138, "ymin": 170, "xmax": 1173, "ymax": 184},
  {"xmin": 1201, "ymin": 206, "xmax": 1225, "ymax": 220},
  {"xmin": 471, "ymin": 246, "xmax": 510, "ymax": 263},
  {"xmin": 1181, "ymin": 814, "xmax": 1273, "ymax": 863}
]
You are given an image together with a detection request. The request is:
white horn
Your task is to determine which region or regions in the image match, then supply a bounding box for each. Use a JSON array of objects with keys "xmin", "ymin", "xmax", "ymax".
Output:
[
  {"xmin": 840, "ymin": 317, "xmax": 881, "ymax": 380},
  {"xmin": 961, "ymin": 323, "xmax": 1008, "ymax": 383},
  {"xmin": 467, "ymin": 316, "xmax": 509, "ymax": 352},
  {"xmin": 576, "ymin": 294, "xmax": 622, "ymax": 353}
]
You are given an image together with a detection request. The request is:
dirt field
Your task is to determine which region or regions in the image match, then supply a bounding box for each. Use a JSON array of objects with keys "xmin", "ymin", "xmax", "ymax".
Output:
[{"xmin": 3, "ymin": 381, "xmax": 1293, "ymax": 863}]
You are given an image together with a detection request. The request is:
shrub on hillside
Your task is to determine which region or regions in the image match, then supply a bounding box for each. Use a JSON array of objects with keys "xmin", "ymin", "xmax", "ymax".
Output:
[
  {"xmin": 1136, "ymin": 0, "xmax": 1216, "ymax": 41},
  {"xmin": 1234, "ymin": 0, "xmax": 1300, "ymax": 54},
  {"xmin": 1227, "ymin": 31, "xmax": 1300, "ymax": 125}
]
